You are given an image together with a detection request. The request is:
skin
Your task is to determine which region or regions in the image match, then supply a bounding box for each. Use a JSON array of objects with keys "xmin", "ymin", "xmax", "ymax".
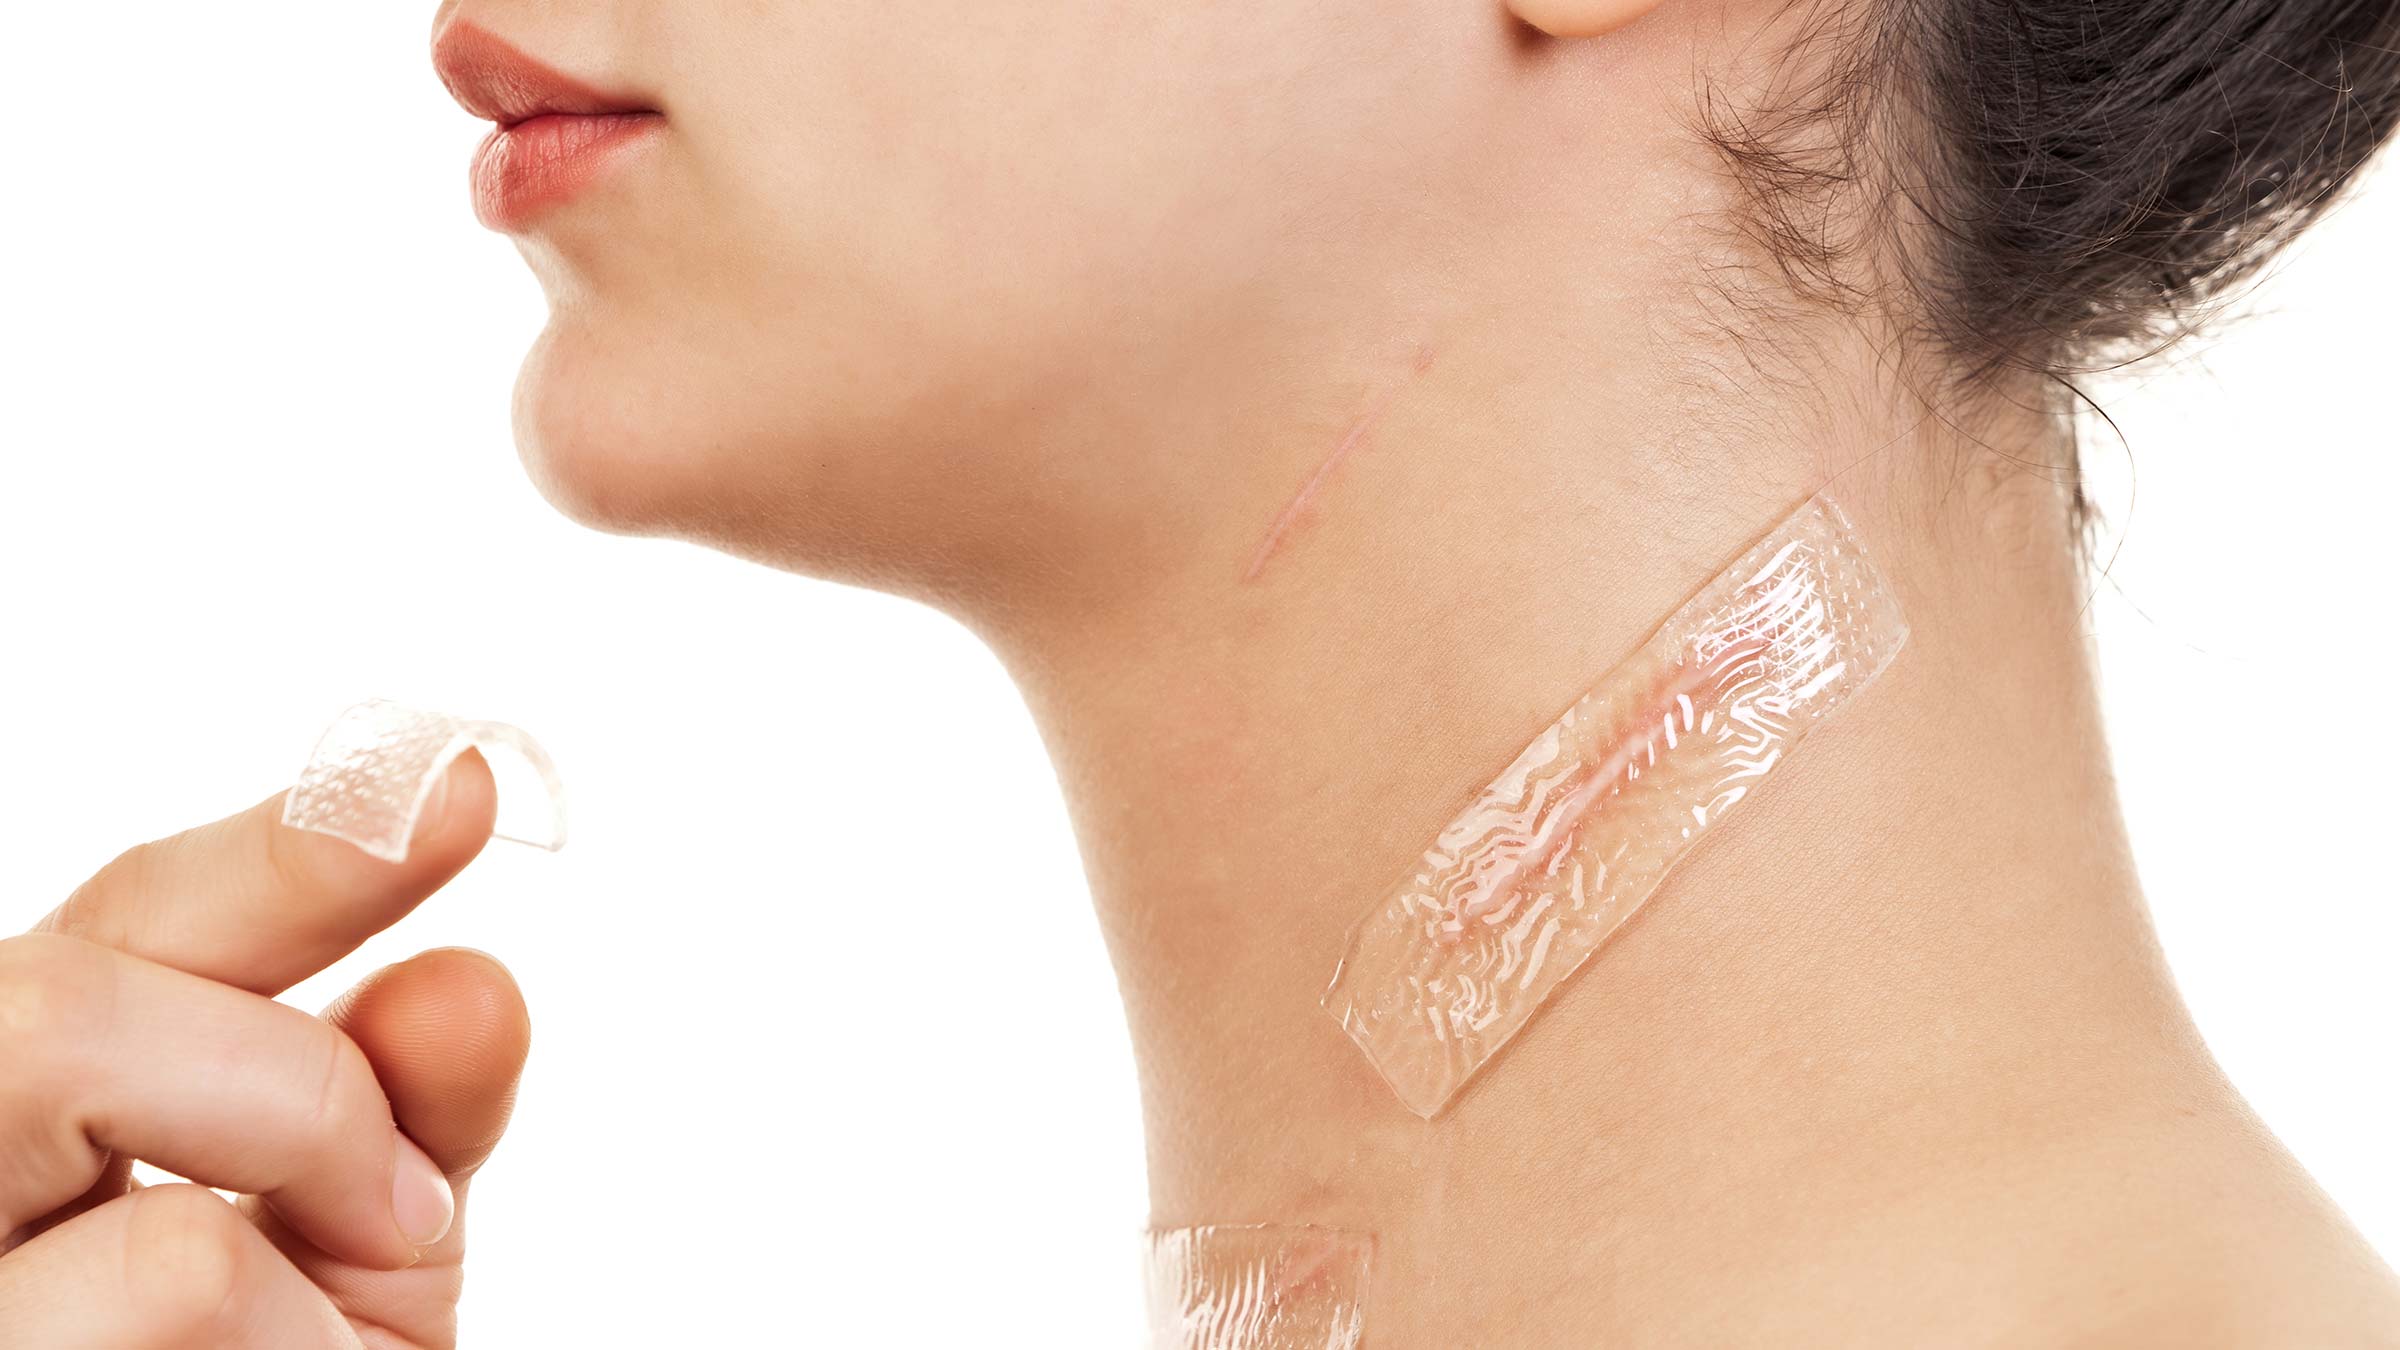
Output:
[
  {"xmin": 19, "ymin": 0, "xmax": 2393, "ymax": 1342},
  {"xmin": 436, "ymin": 0, "xmax": 2394, "ymax": 1341},
  {"xmin": 0, "ymin": 753, "xmax": 529, "ymax": 1348}
]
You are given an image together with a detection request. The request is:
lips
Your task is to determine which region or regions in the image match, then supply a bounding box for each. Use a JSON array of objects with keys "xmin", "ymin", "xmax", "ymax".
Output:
[{"xmin": 431, "ymin": 20, "xmax": 662, "ymax": 232}]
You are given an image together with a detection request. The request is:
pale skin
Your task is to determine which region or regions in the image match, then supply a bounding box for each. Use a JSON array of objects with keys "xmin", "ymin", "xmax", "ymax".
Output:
[
  {"xmin": 16, "ymin": 0, "xmax": 2395, "ymax": 1342},
  {"xmin": 483, "ymin": 0, "xmax": 2400, "ymax": 1335},
  {"xmin": 0, "ymin": 753, "xmax": 525, "ymax": 1347}
]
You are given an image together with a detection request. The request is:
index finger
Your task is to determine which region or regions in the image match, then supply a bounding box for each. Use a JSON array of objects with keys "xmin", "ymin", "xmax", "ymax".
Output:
[{"xmin": 34, "ymin": 751, "xmax": 498, "ymax": 997}]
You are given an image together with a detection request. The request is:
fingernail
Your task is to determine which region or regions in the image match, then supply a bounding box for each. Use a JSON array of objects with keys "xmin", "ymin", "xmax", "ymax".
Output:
[{"xmin": 392, "ymin": 1132, "xmax": 456, "ymax": 1250}]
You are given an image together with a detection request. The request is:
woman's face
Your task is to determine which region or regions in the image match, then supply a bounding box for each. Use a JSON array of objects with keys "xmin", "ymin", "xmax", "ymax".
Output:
[{"xmin": 431, "ymin": 0, "xmax": 1652, "ymax": 596}]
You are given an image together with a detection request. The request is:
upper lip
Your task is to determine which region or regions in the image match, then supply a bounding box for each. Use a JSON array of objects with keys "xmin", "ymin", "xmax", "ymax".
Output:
[{"xmin": 430, "ymin": 19, "xmax": 652, "ymax": 128}]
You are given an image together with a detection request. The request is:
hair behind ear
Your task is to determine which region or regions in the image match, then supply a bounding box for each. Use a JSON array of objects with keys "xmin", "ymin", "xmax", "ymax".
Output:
[{"xmin": 1702, "ymin": 0, "xmax": 2400, "ymax": 387}]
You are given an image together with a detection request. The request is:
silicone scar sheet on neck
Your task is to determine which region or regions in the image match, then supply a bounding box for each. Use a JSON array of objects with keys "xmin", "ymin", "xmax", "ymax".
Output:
[
  {"xmin": 1324, "ymin": 495, "xmax": 1908, "ymax": 1117},
  {"xmin": 1145, "ymin": 1225, "xmax": 1373, "ymax": 1350}
]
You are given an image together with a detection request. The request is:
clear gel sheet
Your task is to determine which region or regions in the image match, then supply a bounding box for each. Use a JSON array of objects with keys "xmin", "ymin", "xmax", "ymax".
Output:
[
  {"xmin": 1146, "ymin": 1226, "xmax": 1374, "ymax": 1350},
  {"xmin": 282, "ymin": 698, "xmax": 568, "ymax": 864},
  {"xmin": 1324, "ymin": 496, "xmax": 1908, "ymax": 1117}
]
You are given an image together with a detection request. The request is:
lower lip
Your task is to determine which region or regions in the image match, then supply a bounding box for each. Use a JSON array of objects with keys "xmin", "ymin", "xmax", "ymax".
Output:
[{"xmin": 470, "ymin": 112, "xmax": 662, "ymax": 232}]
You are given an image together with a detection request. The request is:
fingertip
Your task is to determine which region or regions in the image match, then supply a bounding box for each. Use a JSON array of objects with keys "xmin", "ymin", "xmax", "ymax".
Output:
[
  {"xmin": 407, "ymin": 946, "xmax": 533, "ymax": 1051},
  {"xmin": 338, "ymin": 946, "xmax": 532, "ymax": 1067},
  {"xmin": 44, "ymin": 749, "xmax": 516, "ymax": 1003},
  {"xmin": 409, "ymin": 749, "xmax": 500, "ymax": 867},
  {"xmin": 420, "ymin": 943, "xmax": 518, "ymax": 985},
  {"xmin": 332, "ymin": 947, "xmax": 532, "ymax": 1176}
]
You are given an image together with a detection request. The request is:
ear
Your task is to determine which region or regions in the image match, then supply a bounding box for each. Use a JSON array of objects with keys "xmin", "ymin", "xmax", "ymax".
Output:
[{"xmin": 1507, "ymin": 0, "xmax": 1667, "ymax": 38}]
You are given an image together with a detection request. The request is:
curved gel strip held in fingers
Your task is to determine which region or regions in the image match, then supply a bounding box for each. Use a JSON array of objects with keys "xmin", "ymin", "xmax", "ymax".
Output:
[
  {"xmin": 281, "ymin": 698, "xmax": 568, "ymax": 864},
  {"xmin": 1146, "ymin": 1226, "xmax": 1374, "ymax": 1350},
  {"xmin": 1324, "ymin": 495, "xmax": 1909, "ymax": 1117}
]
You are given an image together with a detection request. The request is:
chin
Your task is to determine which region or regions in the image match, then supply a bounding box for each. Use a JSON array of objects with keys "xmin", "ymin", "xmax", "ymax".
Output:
[
  {"xmin": 510, "ymin": 319, "xmax": 687, "ymax": 539},
  {"xmin": 506, "ymin": 308, "xmax": 1050, "ymax": 600},
  {"xmin": 510, "ymin": 315, "xmax": 825, "ymax": 561}
]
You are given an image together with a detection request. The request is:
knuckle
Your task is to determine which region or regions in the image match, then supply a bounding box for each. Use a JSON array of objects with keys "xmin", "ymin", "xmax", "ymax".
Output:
[
  {"xmin": 0, "ymin": 934, "xmax": 113, "ymax": 1068},
  {"xmin": 297, "ymin": 1018, "xmax": 386, "ymax": 1152},
  {"xmin": 120, "ymin": 1186, "xmax": 250, "ymax": 1341},
  {"xmin": 53, "ymin": 838, "xmax": 171, "ymax": 944}
]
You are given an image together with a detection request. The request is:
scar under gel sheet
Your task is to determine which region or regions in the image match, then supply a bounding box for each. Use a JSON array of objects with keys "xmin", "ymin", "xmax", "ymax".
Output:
[
  {"xmin": 1146, "ymin": 1226, "xmax": 1373, "ymax": 1350},
  {"xmin": 1324, "ymin": 495, "xmax": 1909, "ymax": 1117}
]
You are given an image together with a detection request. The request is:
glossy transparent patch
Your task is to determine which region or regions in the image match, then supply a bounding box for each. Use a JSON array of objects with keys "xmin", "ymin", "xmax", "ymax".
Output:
[
  {"xmin": 282, "ymin": 698, "xmax": 567, "ymax": 864},
  {"xmin": 1145, "ymin": 1225, "xmax": 1373, "ymax": 1350},
  {"xmin": 1324, "ymin": 496, "xmax": 1908, "ymax": 1117}
]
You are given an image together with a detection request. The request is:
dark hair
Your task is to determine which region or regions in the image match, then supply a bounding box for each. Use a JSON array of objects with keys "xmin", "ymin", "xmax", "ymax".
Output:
[{"xmin": 1707, "ymin": 0, "xmax": 2400, "ymax": 391}]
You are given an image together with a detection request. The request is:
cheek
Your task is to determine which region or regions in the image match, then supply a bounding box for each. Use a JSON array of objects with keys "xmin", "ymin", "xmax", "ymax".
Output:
[
  {"xmin": 513, "ymin": 0, "xmax": 1480, "ymax": 566},
  {"xmin": 684, "ymin": 6, "xmax": 1337, "ymax": 361}
]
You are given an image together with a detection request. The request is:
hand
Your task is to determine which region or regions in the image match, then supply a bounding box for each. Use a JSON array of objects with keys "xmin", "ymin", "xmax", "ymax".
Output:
[{"xmin": 0, "ymin": 752, "xmax": 530, "ymax": 1349}]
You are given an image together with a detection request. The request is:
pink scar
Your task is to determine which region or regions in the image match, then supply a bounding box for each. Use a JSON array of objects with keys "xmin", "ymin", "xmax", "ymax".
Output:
[
  {"xmin": 1241, "ymin": 346, "xmax": 1437, "ymax": 583},
  {"xmin": 1436, "ymin": 633, "xmax": 1774, "ymax": 942}
]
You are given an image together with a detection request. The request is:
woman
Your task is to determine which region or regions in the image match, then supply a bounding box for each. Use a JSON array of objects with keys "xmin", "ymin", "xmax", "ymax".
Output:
[{"xmin": 5, "ymin": 0, "xmax": 2398, "ymax": 1344}]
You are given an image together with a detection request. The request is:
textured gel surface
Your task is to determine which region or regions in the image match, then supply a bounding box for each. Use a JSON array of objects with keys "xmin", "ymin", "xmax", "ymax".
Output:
[
  {"xmin": 1146, "ymin": 1226, "xmax": 1373, "ymax": 1350},
  {"xmin": 1324, "ymin": 496, "xmax": 1908, "ymax": 1117},
  {"xmin": 282, "ymin": 698, "xmax": 567, "ymax": 863}
]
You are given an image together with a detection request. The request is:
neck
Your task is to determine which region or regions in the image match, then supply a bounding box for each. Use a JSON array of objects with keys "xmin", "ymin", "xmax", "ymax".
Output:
[{"xmin": 965, "ymin": 332, "xmax": 2336, "ymax": 1338}]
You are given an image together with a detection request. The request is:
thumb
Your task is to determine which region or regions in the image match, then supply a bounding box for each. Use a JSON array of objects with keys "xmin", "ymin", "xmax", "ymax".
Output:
[
  {"xmin": 327, "ymin": 947, "xmax": 533, "ymax": 1181},
  {"xmin": 244, "ymin": 950, "xmax": 532, "ymax": 1348}
]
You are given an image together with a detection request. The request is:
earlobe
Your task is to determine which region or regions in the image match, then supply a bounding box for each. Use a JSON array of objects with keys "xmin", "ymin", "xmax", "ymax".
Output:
[{"xmin": 1507, "ymin": 0, "xmax": 1668, "ymax": 39}]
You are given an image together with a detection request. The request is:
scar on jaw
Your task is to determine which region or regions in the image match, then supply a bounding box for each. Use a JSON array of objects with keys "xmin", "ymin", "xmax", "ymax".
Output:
[{"xmin": 1241, "ymin": 346, "xmax": 1437, "ymax": 583}]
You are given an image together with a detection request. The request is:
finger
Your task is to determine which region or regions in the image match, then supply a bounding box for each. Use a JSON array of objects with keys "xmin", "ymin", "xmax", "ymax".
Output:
[
  {"xmin": 243, "ymin": 951, "xmax": 533, "ymax": 1347},
  {"xmin": 0, "ymin": 1185, "xmax": 364, "ymax": 1350},
  {"xmin": 327, "ymin": 947, "xmax": 533, "ymax": 1179},
  {"xmin": 0, "ymin": 1152, "xmax": 132, "ymax": 1257},
  {"xmin": 37, "ymin": 749, "xmax": 499, "ymax": 996},
  {"xmin": 0, "ymin": 933, "xmax": 453, "ymax": 1271}
]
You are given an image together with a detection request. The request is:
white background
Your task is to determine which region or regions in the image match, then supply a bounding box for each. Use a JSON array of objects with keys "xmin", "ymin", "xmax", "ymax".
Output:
[{"xmin": 3, "ymin": 6, "xmax": 2395, "ymax": 1346}]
